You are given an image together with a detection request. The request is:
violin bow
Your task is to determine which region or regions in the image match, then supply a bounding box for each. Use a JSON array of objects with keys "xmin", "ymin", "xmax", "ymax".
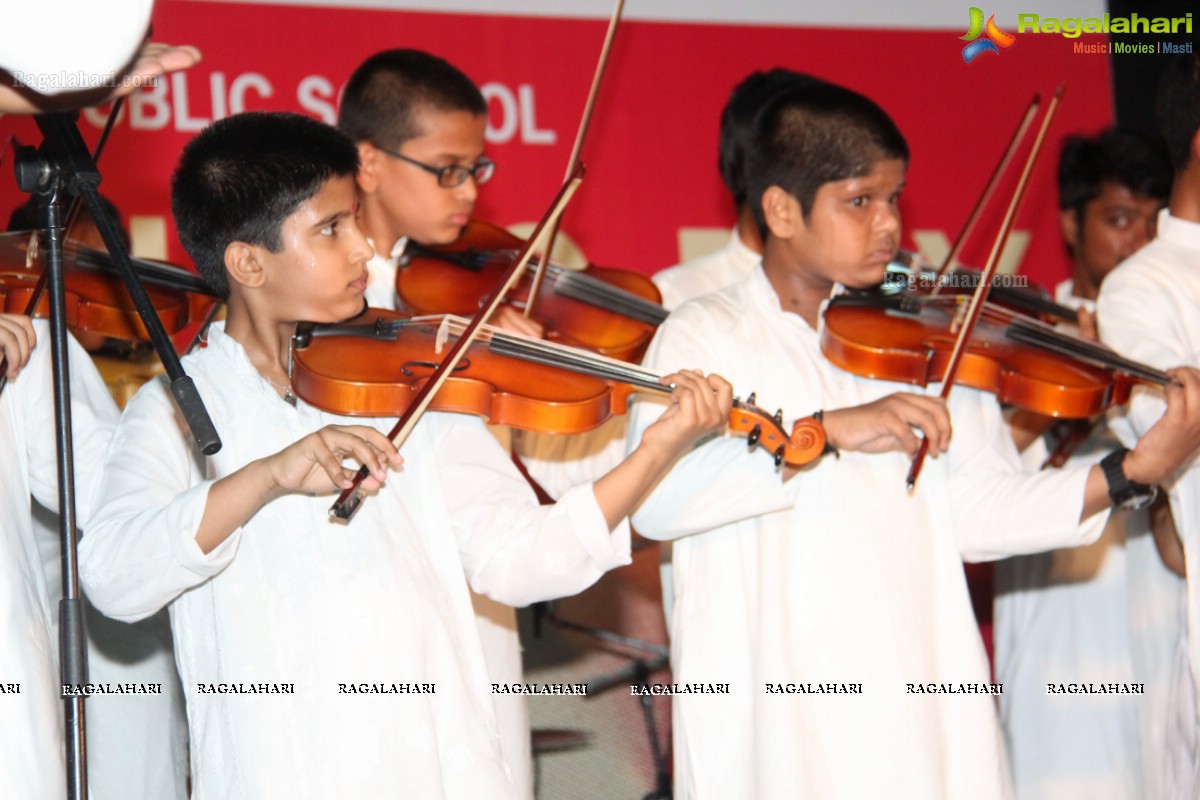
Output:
[
  {"xmin": 906, "ymin": 85, "xmax": 1063, "ymax": 493},
  {"xmin": 0, "ymin": 98, "xmax": 124, "ymax": 396},
  {"xmin": 329, "ymin": 169, "xmax": 583, "ymax": 521},
  {"xmin": 931, "ymin": 93, "xmax": 1039, "ymax": 291},
  {"xmin": 523, "ymin": 0, "xmax": 625, "ymax": 320}
]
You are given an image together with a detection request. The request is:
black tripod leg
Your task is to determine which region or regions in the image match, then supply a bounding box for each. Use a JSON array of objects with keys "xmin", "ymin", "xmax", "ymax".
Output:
[
  {"xmin": 44, "ymin": 176, "xmax": 89, "ymax": 800},
  {"xmin": 633, "ymin": 662, "xmax": 671, "ymax": 800}
]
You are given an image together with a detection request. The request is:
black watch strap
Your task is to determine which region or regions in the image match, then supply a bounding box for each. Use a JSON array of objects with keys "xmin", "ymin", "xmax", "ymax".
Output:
[{"xmin": 1100, "ymin": 448, "xmax": 1158, "ymax": 511}]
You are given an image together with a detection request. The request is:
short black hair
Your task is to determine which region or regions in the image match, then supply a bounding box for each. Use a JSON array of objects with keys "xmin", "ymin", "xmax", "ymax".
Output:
[
  {"xmin": 170, "ymin": 111, "xmax": 359, "ymax": 297},
  {"xmin": 1057, "ymin": 127, "xmax": 1171, "ymax": 216},
  {"xmin": 1157, "ymin": 52, "xmax": 1200, "ymax": 171},
  {"xmin": 719, "ymin": 69, "xmax": 824, "ymax": 208},
  {"xmin": 337, "ymin": 49, "xmax": 486, "ymax": 150},
  {"xmin": 746, "ymin": 82, "xmax": 909, "ymax": 239}
]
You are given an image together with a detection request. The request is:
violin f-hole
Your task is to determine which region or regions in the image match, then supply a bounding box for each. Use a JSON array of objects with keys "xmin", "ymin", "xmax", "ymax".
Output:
[{"xmin": 401, "ymin": 357, "xmax": 472, "ymax": 377}]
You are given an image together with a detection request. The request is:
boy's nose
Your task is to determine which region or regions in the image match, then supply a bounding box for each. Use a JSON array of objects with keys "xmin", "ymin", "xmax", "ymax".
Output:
[
  {"xmin": 347, "ymin": 227, "xmax": 374, "ymax": 262},
  {"xmin": 876, "ymin": 204, "xmax": 901, "ymax": 234},
  {"xmin": 455, "ymin": 175, "xmax": 480, "ymax": 204}
]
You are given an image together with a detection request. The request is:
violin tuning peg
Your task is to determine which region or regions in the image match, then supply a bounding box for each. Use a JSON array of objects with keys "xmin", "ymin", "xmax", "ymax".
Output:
[
  {"xmin": 774, "ymin": 409, "xmax": 783, "ymax": 425},
  {"xmin": 747, "ymin": 423, "xmax": 761, "ymax": 448},
  {"xmin": 773, "ymin": 446, "xmax": 785, "ymax": 468},
  {"xmin": 747, "ymin": 392, "xmax": 757, "ymax": 405}
]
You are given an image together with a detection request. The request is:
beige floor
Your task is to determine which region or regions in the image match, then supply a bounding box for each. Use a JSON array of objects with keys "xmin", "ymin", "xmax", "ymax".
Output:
[{"xmin": 521, "ymin": 542, "xmax": 673, "ymax": 800}]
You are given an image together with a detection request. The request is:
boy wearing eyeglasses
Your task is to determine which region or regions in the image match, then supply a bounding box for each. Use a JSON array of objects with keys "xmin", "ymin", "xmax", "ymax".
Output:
[
  {"xmin": 337, "ymin": 50, "xmax": 508, "ymax": 317},
  {"xmin": 337, "ymin": 49, "xmax": 540, "ymax": 797}
]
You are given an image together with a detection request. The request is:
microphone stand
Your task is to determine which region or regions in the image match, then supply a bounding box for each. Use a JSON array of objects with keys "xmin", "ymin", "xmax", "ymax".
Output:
[{"xmin": 13, "ymin": 112, "xmax": 222, "ymax": 800}]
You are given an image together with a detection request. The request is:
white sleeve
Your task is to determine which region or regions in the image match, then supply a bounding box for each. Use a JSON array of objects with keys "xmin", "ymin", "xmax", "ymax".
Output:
[
  {"xmin": 628, "ymin": 311, "xmax": 792, "ymax": 541},
  {"xmin": 433, "ymin": 414, "xmax": 631, "ymax": 607},
  {"xmin": 1097, "ymin": 265, "xmax": 1185, "ymax": 447},
  {"xmin": 3, "ymin": 0, "xmax": 154, "ymax": 95},
  {"xmin": 23, "ymin": 324, "xmax": 119, "ymax": 528},
  {"xmin": 79, "ymin": 379, "xmax": 238, "ymax": 622},
  {"xmin": 947, "ymin": 391, "xmax": 1109, "ymax": 561}
]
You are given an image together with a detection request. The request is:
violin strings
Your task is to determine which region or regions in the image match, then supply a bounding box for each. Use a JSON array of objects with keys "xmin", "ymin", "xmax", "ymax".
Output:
[
  {"xmin": 485, "ymin": 330, "xmax": 665, "ymax": 390},
  {"xmin": 431, "ymin": 315, "xmax": 668, "ymax": 393},
  {"xmin": 418, "ymin": 244, "xmax": 667, "ymax": 326},
  {"xmin": 476, "ymin": 248, "xmax": 667, "ymax": 325},
  {"xmin": 1001, "ymin": 315, "xmax": 1170, "ymax": 385},
  {"xmin": 886, "ymin": 292, "xmax": 1169, "ymax": 385},
  {"xmin": 66, "ymin": 242, "xmax": 216, "ymax": 295},
  {"xmin": 553, "ymin": 271, "xmax": 668, "ymax": 325}
]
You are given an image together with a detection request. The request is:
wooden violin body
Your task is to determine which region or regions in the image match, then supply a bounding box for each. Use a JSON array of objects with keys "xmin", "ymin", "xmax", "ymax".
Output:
[
  {"xmin": 292, "ymin": 308, "xmax": 826, "ymax": 467},
  {"xmin": 0, "ymin": 231, "xmax": 217, "ymax": 341},
  {"xmin": 293, "ymin": 309, "xmax": 629, "ymax": 433},
  {"xmin": 398, "ymin": 220, "xmax": 666, "ymax": 362},
  {"xmin": 821, "ymin": 290, "xmax": 1162, "ymax": 419}
]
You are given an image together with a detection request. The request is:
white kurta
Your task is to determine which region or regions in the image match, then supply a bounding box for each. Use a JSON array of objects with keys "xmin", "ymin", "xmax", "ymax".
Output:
[
  {"xmin": 367, "ymin": 240, "xmax": 533, "ymax": 798},
  {"xmin": 364, "ymin": 238, "xmax": 406, "ymax": 311},
  {"xmin": 0, "ymin": 320, "xmax": 118, "ymax": 798},
  {"xmin": 79, "ymin": 323, "xmax": 630, "ymax": 799},
  {"xmin": 1098, "ymin": 209, "xmax": 1200, "ymax": 795},
  {"xmin": 994, "ymin": 280, "xmax": 1186, "ymax": 800},
  {"xmin": 629, "ymin": 266, "xmax": 1109, "ymax": 799}
]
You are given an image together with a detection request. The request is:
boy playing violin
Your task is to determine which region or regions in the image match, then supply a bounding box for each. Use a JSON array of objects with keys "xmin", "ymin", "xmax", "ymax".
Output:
[
  {"xmin": 337, "ymin": 48, "xmax": 544, "ymax": 795},
  {"xmin": 337, "ymin": 49, "xmax": 536, "ymax": 332},
  {"xmin": 1099, "ymin": 52, "xmax": 1200, "ymax": 796},
  {"xmin": 627, "ymin": 80, "xmax": 1200, "ymax": 798},
  {"xmin": 79, "ymin": 111, "xmax": 732, "ymax": 798}
]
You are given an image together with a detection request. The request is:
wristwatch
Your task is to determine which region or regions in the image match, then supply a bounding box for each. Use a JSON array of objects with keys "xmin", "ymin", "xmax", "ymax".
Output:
[{"xmin": 1100, "ymin": 448, "xmax": 1158, "ymax": 511}]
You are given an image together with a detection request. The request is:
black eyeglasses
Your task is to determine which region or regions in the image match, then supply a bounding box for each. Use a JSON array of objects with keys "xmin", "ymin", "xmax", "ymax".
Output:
[{"xmin": 377, "ymin": 145, "xmax": 496, "ymax": 188}]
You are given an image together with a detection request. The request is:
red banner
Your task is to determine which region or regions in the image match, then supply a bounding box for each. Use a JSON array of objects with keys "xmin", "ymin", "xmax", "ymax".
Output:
[{"xmin": 0, "ymin": 1, "xmax": 1115, "ymax": 289}]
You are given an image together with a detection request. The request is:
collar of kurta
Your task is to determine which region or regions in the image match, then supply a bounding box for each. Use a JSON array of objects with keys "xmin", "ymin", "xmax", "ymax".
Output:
[
  {"xmin": 746, "ymin": 264, "xmax": 817, "ymax": 336},
  {"xmin": 366, "ymin": 236, "xmax": 409, "ymax": 265},
  {"xmin": 1157, "ymin": 209, "xmax": 1200, "ymax": 250}
]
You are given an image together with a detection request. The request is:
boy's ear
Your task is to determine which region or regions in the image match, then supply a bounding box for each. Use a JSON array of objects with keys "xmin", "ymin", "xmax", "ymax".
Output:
[
  {"xmin": 356, "ymin": 142, "xmax": 382, "ymax": 193},
  {"xmin": 762, "ymin": 186, "xmax": 804, "ymax": 239},
  {"xmin": 1187, "ymin": 127, "xmax": 1200, "ymax": 169},
  {"xmin": 225, "ymin": 241, "xmax": 265, "ymax": 289},
  {"xmin": 1059, "ymin": 208, "xmax": 1080, "ymax": 255}
]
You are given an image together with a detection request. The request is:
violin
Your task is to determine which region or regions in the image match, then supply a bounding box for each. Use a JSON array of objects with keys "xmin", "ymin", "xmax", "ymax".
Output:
[
  {"xmin": 0, "ymin": 230, "xmax": 218, "ymax": 341},
  {"xmin": 398, "ymin": 219, "xmax": 667, "ymax": 362},
  {"xmin": 820, "ymin": 288, "xmax": 1169, "ymax": 420},
  {"xmin": 291, "ymin": 308, "xmax": 826, "ymax": 468}
]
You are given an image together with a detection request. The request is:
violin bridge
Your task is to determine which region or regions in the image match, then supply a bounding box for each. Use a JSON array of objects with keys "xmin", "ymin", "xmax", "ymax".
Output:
[
  {"xmin": 434, "ymin": 316, "xmax": 451, "ymax": 354},
  {"xmin": 950, "ymin": 298, "xmax": 969, "ymax": 334}
]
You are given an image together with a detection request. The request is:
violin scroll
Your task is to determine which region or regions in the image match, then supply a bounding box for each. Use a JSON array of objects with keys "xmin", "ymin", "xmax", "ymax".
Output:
[{"xmin": 728, "ymin": 396, "xmax": 827, "ymax": 468}]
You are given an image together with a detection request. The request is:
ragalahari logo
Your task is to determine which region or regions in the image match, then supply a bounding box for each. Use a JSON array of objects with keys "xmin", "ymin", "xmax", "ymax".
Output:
[{"xmin": 961, "ymin": 7, "xmax": 1016, "ymax": 62}]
